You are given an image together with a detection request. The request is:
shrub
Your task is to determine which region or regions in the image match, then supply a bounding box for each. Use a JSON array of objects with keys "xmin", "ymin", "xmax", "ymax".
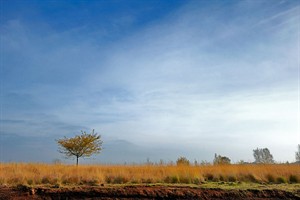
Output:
[
  {"xmin": 241, "ymin": 174, "xmax": 258, "ymax": 183},
  {"xmin": 61, "ymin": 176, "xmax": 80, "ymax": 185},
  {"xmin": 289, "ymin": 175, "xmax": 298, "ymax": 183},
  {"xmin": 192, "ymin": 177, "xmax": 202, "ymax": 184},
  {"xmin": 179, "ymin": 176, "xmax": 191, "ymax": 184},
  {"xmin": 204, "ymin": 173, "xmax": 214, "ymax": 181},
  {"xmin": 113, "ymin": 175, "xmax": 129, "ymax": 184},
  {"xmin": 213, "ymin": 154, "xmax": 231, "ymax": 165},
  {"xmin": 8, "ymin": 177, "xmax": 24, "ymax": 185},
  {"xmin": 41, "ymin": 176, "xmax": 51, "ymax": 184},
  {"xmin": 105, "ymin": 176, "xmax": 113, "ymax": 184},
  {"xmin": 164, "ymin": 175, "xmax": 179, "ymax": 183},
  {"xmin": 227, "ymin": 175, "xmax": 237, "ymax": 182},
  {"xmin": 171, "ymin": 175, "xmax": 179, "ymax": 183},
  {"xmin": 212, "ymin": 176, "xmax": 220, "ymax": 182},
  {"xmin": 266, "ymin": 174, "xmax": 275, "ymax": 183},
  {"xmin": 27, "ymin": 179, "xmax": 34, "ymax": 185},
  {"xmin": 176, "ymin": 157, "xmax": 190, "ymax": 166},
  {"xmin": 276, "ymin": 177, "xmax": 286, "ymax": 184},
  {"xmin": 87, "ymin": 179, "xmax": 99, "ymax": 186},
  {"xmin": 219, "ymin": 175, "xmax": 225, "ymax": 182}
]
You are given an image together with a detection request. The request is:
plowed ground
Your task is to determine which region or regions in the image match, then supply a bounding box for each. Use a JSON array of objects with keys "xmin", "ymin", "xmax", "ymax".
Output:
[{"xmin": 0, "ymin": 185, "xmax": 299, "ymax": 200}]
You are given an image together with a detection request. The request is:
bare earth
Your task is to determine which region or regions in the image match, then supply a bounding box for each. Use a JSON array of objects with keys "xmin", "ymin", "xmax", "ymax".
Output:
[{"xmin": 0, "ymin": 185, "xmax": 299, "ymax": 200}]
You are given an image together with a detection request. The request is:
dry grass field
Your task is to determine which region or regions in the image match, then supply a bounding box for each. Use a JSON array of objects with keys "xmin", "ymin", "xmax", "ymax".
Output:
[{"xmin": 0, "ymin": 163, "xmax": 299, "ymax": 187}]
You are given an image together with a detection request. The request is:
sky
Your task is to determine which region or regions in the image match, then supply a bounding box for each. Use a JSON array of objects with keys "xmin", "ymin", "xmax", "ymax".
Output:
[{"xmin": 0, "ymin": 0, "xmax": 299, "ymax": 164}]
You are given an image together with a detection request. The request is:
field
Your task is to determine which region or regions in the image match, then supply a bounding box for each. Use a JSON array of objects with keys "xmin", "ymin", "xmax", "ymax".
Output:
[
  {"xmin": 0, "ymin": 163, "xmax": 299, "ymax": 199},
  {"xmin": 1, "ymin": 163, "xmax": 299, "ymax": 186}
]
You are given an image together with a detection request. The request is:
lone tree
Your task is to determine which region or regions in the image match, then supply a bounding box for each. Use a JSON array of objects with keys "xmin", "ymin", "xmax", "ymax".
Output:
[
  {"xmin": 253, "ymin": 148, "xmax": 274, "ymax": 164},
  {"xmin": 213, "ymin": 153, "xmax": 231, "ymax": 165},
  {"xmin": 57, "ymin": 129, "xmax": 103, "ymax": 165},
  {"xmin": 296, "ymin": 144, "xmax": 300, "ymax": 162}
]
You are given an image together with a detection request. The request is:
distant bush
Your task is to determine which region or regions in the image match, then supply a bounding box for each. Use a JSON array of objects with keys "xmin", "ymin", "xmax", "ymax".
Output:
[
  {"xmin": 213, "ymin": 154, "xmax": 231, "ymax": 165},
  {"xmin": 176, "ymin": 156, "xmax": 190, "ymax": 166}
]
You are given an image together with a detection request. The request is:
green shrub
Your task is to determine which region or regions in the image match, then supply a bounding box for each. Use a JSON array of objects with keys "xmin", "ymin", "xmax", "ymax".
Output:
[
  {"xmin": 276, "ymin": 177, "xmax": 286, "ymax": 184},
  {"xmin": 171, "ymin": 175, "xmax": 179, "ymax": 183}
]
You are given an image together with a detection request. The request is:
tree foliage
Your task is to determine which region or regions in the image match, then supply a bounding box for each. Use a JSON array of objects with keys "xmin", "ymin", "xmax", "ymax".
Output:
[
  {"xmin": 57, "ymin": 129, "xmax": 103, "ymax": 165},
  {"xmin": 253, "ymin": 148, "xmax": 274, "ymax": 164},
  {"xmin": 296, "ymin": 144, "xmax": 300, "ymax": 162},
  {"xmin": 213, "ymin": 153, "xmax": 231, "ymax": 165}
]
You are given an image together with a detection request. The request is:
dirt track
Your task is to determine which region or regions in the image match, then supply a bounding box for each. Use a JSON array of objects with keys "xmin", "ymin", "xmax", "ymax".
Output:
[{"xmin": 0, "ymin": 185, "xmax": 300, "ymax": 200}]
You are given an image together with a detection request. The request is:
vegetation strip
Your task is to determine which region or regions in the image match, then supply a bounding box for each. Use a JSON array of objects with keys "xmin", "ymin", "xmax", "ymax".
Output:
[{"xmin": 0, "ymin": 163, "xmax": 299, "ymax": 186}]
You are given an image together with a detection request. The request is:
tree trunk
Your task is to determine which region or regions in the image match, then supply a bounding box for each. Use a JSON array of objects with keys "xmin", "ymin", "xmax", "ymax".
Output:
[{"xmin": 76, "ymin": 156, "xmax": 79, "ymax": 166}]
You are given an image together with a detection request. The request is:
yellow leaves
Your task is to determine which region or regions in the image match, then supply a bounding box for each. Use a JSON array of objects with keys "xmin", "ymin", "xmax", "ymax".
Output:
[{"xmin": 56, "ymin": 130, "xmax": 103, "ymax": 164}]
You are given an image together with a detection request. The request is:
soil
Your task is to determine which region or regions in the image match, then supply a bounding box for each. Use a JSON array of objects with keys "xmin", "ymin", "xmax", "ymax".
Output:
[{"xmin": 0, "ymin": 185, "xmax": 299, "ymax": 200}]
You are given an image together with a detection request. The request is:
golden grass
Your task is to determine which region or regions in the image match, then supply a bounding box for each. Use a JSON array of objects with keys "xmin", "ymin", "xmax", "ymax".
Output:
[{"xmin": 0, "ymin": 163, "xmax": 299, "ymax": 186}]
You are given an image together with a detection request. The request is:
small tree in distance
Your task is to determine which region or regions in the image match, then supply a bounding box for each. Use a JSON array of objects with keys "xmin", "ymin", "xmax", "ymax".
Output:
[
  {"xmin": 213, "ymin": 153, "xmax": 231, "ymax": 165},
  {"xmin": 176, "ymin": 156, "xmax": 190, "ymax": 166},
  {"xmin": 57, "ymin": 129, "xmax": 103, "ymax": 166},
  {"xmin": 253, "ymin": 148, "xmax": 274, "ymax": 164}
]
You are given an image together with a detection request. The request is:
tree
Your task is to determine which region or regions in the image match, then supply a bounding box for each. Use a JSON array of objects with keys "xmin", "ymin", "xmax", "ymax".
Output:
[
  {"xmin": 253, "ymin": 148, "xmax": 274, "ymax": 164},
  {"xmin": 176, "ymin": 156, "xmax": 190, "ymax": 166},
  {"xmin": 213, "ymin": 153, "xmax": 231, "ymax": 165},
  {"xmin": 57, "ymin": 129, "xmax": 103, "ymax": 165},
  {"xmin": 296, "ymin": 144, "xmax": 300, "ymax": 162}
]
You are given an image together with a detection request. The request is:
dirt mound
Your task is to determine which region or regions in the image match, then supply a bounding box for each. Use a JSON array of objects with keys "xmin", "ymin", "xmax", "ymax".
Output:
[{"xmin": 0, "ymin": 185, "xmax": 299, "ymax": 200}]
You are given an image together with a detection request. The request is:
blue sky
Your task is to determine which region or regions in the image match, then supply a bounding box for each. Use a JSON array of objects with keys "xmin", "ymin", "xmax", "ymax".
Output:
[{"xmin": 1, "ymin": 0, "xmax": 299, "ymax": 164}]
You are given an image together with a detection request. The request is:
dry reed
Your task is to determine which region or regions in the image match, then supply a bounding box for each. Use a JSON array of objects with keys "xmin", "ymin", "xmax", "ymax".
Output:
[{"xmin": 0, "ymin": 163, "xmax": 299, "ymax": 186}]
